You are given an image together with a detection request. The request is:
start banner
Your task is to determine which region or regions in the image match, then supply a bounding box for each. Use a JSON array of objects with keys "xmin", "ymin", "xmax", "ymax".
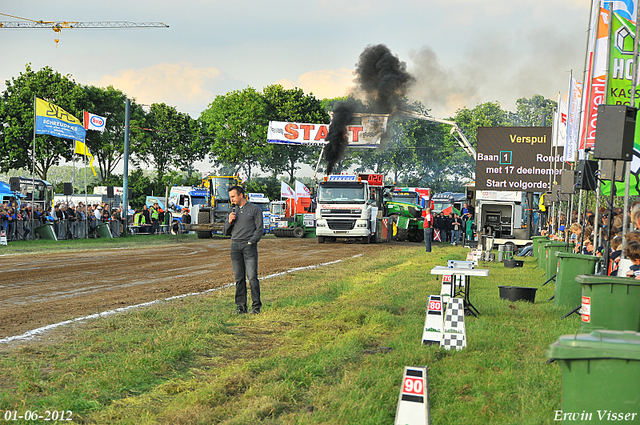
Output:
[{"xmin": 267, "ymin": 115, "xmax": 388, "ymax": 148}]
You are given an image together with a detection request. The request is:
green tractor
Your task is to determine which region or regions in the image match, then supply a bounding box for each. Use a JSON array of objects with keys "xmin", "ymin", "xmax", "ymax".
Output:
[{"xmin": 385, "ymin": 189, "xmax": 425, "ymax": 242}]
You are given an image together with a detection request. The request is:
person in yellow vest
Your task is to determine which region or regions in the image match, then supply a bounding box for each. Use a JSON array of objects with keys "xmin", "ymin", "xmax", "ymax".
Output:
[
  {"xmin": 151, "ymin": 203, "xmax": 160, "ymax": 234},
  {"xmin": 134, "ymin": 209, "xmax": 151, "ymax": 234}
]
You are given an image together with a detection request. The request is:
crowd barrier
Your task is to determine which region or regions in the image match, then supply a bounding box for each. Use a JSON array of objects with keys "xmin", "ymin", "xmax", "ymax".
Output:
[{"xmin": 0, "ymin": 217, "xmax": 172, "ymax": 241}]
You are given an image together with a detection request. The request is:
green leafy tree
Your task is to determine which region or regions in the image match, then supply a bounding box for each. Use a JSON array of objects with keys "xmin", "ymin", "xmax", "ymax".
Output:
[
  {"xmin": 514, "ymin": 94, "xmax": 557, "ymax": 126},
  {"xmin": 137, "ymin": 103, "xmax": 201, "ymax": 183},
  {"xmin": 0, "ymin": 64, "xmax": 84, "ymax": 180},
  {"xmin": 262, "ymin": 85, "xmax": 329, "ymax": 183},
  {"xmin": 200, "ymin": 87, "xmax": 267, "ymax": 180},
  {"xmin": 76, "ymin": 85, "xmax": 147, "ymax": 181}
]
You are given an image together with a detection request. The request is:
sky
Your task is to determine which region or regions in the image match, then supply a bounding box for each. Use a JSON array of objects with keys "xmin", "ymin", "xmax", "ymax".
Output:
[{"xmin": 1, "ymin": 0, "xmax": 591, "ymax": 120}]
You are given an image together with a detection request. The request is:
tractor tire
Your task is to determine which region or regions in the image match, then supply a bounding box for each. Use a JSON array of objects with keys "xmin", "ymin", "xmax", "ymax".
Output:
[
  {"xmin": 389, "ymin": 214, "xmax": 400, "ymax": 240},
  {"xmin": 317, "ymin": 236, "xmax": 325, "ymax": 243},
  {"xmin": 197, "ymin": 231, "xmax": 212, "ymax": 239},
  {"xmin": 293, "ymin": 227, "xmax": 305, "ymax": 238},
  {"xmin": 411, "ymin": 228, "xmax": 424, "ymax": 242},
  {"xmin": 198, "ymin": 211, "xmax": 210, "ymax": 225},
  {"xmin": 396, "ymin": 227, "xmax": 408, "ymax": 242}
]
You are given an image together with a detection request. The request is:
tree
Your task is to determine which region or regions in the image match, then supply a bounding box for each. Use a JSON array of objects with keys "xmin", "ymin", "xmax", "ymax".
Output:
[
  {"xmin": 137, "ymin": 103, "xmax": 201, "ymax": 183},
  {"xmin": 200, "ymin": 87, "xmax": 267, "ymax": 180},
  {"xmin": 0, "ymin": 64, "xmax": 84, "ymax": 180},
  {"xmin": 76, "ymin": 85, "xmax": 147, "ymax": 181},
  {"xmin": 262, "ymin": 85, "xmax": 330, "ymax": 183},
  {"xmin": 514, "ymin": 94, "xmax": 557, "ymax": 126}
]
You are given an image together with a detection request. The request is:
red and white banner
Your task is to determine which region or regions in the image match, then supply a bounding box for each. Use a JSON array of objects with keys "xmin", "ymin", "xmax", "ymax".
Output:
[
  {"xmin": 83, "ymin": 111, "xmax": 107, "ymax": 132},
  {"xmin": 267, "ymin": 116, "xmax": 388, "ymax": 148}
]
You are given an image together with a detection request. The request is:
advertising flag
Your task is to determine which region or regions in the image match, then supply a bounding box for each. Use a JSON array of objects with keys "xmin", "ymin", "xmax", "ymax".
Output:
[
  {"xmin": 555, "ymin": 99, "xmax": 568, "ymax": 149},
  {"xmin": 74, "ymin": 140, "xmax": 98, "ymax": 177},
  {"xmin": 295, "ymin": 180, "xmax": 311, "ymax": 199},
  {"xmin": 281, "ymin": 181, "xmax": 295, "ymax": 198},
  {"xmin": 84, "ymin": 111, "xmax": 107, "ymax": 132},
  {"xmin": 580, "ymin": 1, "xmax": 638, "ymax": 154},
  {"xmin": 566, "ymin": 78, "xmax": 583, "ymax": 162},
  {"xmin": 604, "ymin": 11, "xmax": 640, "ymax": 196},
  {"xmin": 35, "ymin": 97, "xmax": 86, "ymax": 142}
]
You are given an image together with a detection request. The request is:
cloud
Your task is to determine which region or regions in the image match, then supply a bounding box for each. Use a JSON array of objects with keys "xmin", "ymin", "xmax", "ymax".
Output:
[
  {"xmin": 275, "ymin": 68, "xmax": 354, "ymax": 99},
  {"xmin": 90, "ymin": 62, "xmax": 223, "ymax": 112}
]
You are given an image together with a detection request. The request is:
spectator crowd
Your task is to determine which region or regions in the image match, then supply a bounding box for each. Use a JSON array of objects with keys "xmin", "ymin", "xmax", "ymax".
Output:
[{"xmin": 0, "ymin": 200, "xmax": 176, "ymax": 241}]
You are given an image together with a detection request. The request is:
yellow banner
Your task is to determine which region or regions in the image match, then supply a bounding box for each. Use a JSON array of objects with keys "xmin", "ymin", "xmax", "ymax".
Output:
[
  {"xmin": 74, "ymin": 140, "xmax": 97, "ymax": 177},
  {"xmin": 35, "ymin": 98, "xmax": 82, "ymax": 125}
]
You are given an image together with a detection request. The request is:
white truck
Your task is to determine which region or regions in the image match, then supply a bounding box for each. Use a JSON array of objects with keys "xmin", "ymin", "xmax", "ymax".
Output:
[
  {"xmin": 247, "ymin": 192, "xmax": 271, "ymax": 234},
  {"xmin": 466, "ymin": 183, "xmax": 528, "ymax": 245},
  {"xmin": 168, "ymin": 186, "xmax": 208, "ymax": 224},
  {"xmin": 315, "ymin": 173, "xmax": 384, "ymax": 244}
]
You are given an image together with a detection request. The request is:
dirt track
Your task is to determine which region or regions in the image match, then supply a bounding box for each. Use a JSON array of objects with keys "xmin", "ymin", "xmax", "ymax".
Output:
[{"xmin": 0, "ymin": 238, "xmax": 395, "ymax": 339}]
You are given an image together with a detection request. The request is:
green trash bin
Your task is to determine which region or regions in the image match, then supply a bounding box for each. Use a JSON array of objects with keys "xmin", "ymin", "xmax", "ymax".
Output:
[
  {"xmin": 554, "ymin": 252, "xmax": 600, "ymax": 308},
  {"xmin": 531, "ymin": 235, "xmax": 548, "ymax": 261},
  {"xmin": 577, "ymin": 274, "xmax": 640, "ymax": 333},
  {"xmin": 543, "ymin": 241, "xmax": 574, "ymax": 283},
  {"xmin": 546, "ymin": 330, "xmax": 640, "ymax": 423},
  {"xmin": 35, "ymin": 223, "xmax": 57, "ymax": 241},
  {"xmin": 96, "ymin": 222, "xmax": 113, "ymax": 239}
]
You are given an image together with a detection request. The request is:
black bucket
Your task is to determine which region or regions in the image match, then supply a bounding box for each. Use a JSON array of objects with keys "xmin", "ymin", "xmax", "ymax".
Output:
[
  {"xmin": 504, "ymin": 259, "xmax": 524, "ymax": 268},
  {"xmin": 498, "ymin": 286, "xmax": 537, "ymax": 303}
]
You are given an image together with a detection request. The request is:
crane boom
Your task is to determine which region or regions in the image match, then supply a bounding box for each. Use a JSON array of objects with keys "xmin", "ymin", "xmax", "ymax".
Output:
[
  {"xmin": 0, "ymin": 21, "xmax": 169, "ymax": 29},
  {"xmin": 0, "ymin": 13, "xmax": 168, "ymax": 46},
  {"xmin": 398, "ymin": 110, "xmax": 477, "ymax": 158}
]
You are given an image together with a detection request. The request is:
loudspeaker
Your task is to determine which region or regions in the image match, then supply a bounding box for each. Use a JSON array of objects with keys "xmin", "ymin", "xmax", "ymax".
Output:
[
  {"xmin": 560, "ymin": 170, "xmax": 576, "ymax": 194},
  {"xmin": 550, "ymin": 184, "xmax": 560, "ymax": 202},
  {"xmin": 127, "ymin": 188, "xmax": 133, "ymax": 199},
  {"xmin": 9, "ymin": 177, "xmax": 20, "ymax": 192},
  {"xmin": 600, "ymin": 160, "xmax": 625, "ymax": 182},
  {"xmin": 594, "ymin": 105, "xmax": 637, "ymax": 160},
  {"xmin": 63, "ymin": 182, "xmax": 73, "ymax": 196},
  {"xmin": 107, "ymin": 186, "xmax": 114, "ymax": 198},
  {"xmin": 543, "ymin": 192, "xmax": 552, "ymax": 207},
  {"xmin": 576, "ymin": 160, "xmax": 598, "ymax": 191}
]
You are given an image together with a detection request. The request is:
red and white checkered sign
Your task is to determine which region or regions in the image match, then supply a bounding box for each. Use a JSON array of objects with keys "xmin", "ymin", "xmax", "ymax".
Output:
[{"xmin": 581, "ymin": 296, "xmax": 591, "ymax": 323}]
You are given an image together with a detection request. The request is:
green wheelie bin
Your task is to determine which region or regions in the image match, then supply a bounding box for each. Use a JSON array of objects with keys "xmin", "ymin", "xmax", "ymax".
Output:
[
  {"xmin": 96, "ymin": 222, "xmax": 113, "ymax": 239},
  {"xmin": 554, "ymin": 252, "xmax": 600, "ymax": 308},
  {"xmin": 577, "ymin": 274, "xmax": 640, "ymax": 333},
  {"xmin": 35, "ymin": 223, "xmax": 57, "ymax": 241},
  {"xmin": 531, "ymin": 235, "xmax": 548, "ymax": 261},
  {"xmin": 546, "ymin": 330, "xmax": 640, "ymax": 423},
  {"xmin": 543, "ymin": 241, "xmax": 574, "ymax": 283}
]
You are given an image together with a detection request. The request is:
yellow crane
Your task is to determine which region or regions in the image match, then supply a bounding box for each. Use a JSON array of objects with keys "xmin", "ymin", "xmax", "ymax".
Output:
[{"xmin": 0, "ymin": 12, "xmax": 169, "ymax": 47}]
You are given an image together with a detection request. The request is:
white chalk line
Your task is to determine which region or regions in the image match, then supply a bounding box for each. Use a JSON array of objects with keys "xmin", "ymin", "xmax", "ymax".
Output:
[{"xmin": 0, "ymin": 254, "xmax": 363, "ymax": 344}]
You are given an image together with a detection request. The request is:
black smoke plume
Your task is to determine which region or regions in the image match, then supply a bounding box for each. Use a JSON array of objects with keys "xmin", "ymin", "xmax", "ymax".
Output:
[
  {"xmin": 324, "ymin": 99, "xmax": 355, "ymax": 175},
  {"xmin": 354, "ymin": 44, "xmax": 414, "ymax": 113},
  {"xmin": 324, "ymin": 44, "xmax": 414, "ymax": 174}
]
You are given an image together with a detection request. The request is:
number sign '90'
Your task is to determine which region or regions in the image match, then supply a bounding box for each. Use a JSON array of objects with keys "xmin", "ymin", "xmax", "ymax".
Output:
[{"xmin": 403, "ymin": 377, "xmax": 424, "ymax": 396}]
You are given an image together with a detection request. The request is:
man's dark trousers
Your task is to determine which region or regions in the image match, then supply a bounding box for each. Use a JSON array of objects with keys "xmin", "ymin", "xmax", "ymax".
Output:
[
  {"xmin": 424, "ymin": 228, "xmax": 433, "ymax": 252},
  {"xmin": 231, "ymin": 241, "xmax": 261, "ymax": 310}
]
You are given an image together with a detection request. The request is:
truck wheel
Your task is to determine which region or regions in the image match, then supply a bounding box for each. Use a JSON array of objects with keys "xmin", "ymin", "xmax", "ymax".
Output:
[
  {"xmin": 317, "ymin": 236, "xmax": 325, "ymax": 243},
  {"xmin": 197, "ymin": 211, "xmax": 210, "ymax": 225},
  {"xmin": 293, "ymin": 227, "xmax": 304, "ymax": 238},
  {"xmin": 197, "ymin": 231, "xmax": 212, "ymax": 239}
]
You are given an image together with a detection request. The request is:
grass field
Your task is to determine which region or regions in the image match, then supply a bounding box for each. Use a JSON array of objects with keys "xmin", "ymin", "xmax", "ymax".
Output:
[{"xmin": 0, "ymin": 242, "xmax": 580, "ymax": 424}]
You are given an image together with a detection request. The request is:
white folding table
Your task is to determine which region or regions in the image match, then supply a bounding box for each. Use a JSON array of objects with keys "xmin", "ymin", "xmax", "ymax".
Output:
[{"xmin": 430, "ymin": 266, "xmax": 490, "ymax": 317}]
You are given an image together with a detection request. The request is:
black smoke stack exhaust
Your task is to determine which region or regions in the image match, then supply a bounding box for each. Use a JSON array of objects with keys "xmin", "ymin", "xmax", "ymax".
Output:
[{"xmin": 324, "ymin": 44, "xmax": 414, "ymax": 174}]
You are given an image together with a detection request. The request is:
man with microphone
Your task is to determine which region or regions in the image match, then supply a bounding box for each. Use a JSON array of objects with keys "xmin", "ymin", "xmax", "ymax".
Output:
[{"xmin": 223, "ymin": 185, "xmax": 264, "ymax": 314}]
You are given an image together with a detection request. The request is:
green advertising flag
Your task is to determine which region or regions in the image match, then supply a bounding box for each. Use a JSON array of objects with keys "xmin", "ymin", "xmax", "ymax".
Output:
[{"xmin": 605, "ymin": 11, "xmax": 640, "ymax": 196}]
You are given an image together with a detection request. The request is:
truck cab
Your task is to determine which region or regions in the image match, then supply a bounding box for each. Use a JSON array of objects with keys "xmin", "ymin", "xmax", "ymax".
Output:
[
  {"xmin": 247, "ymin": 192, "xmax": 271, "ymax": 233},
  {"xmin": 315, "ymin": 173, "xmax": 383, "ymax": 244},
  {"xmin": 168, "ymin": 186, "xmax": 208, "ymax": 223}
]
